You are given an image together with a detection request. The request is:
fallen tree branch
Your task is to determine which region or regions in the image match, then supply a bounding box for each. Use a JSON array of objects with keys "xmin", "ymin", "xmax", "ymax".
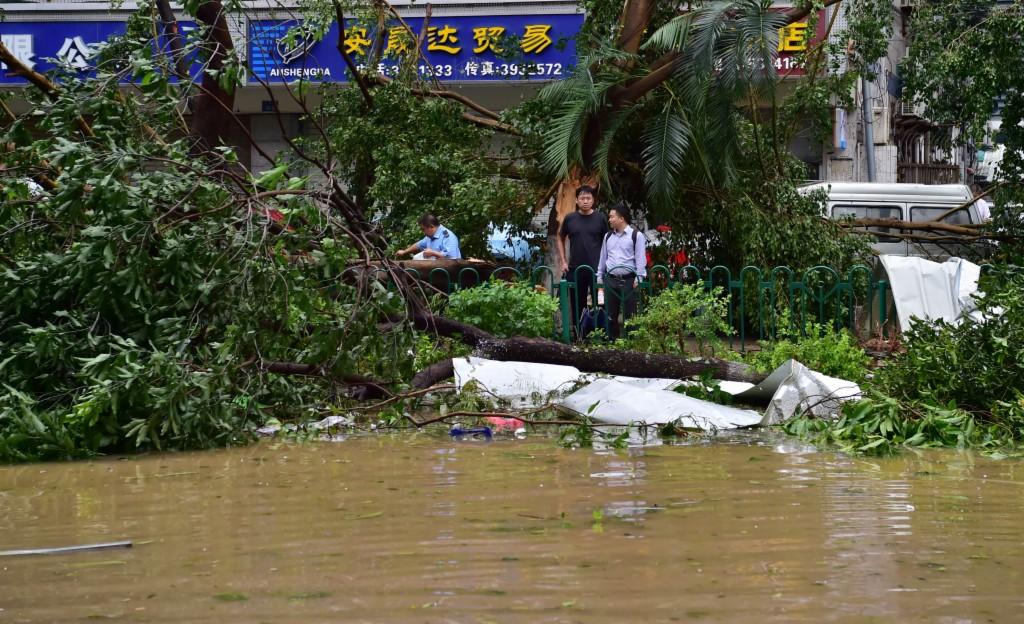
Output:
[
  {"xmin": 407, "ymin": 314, "xmax": 767, "ymax": 384},
  {"xmin": 928, "ymin": 181, "xmax": 1004, "ymax": 223},
  {"xmin": 334, "ymin": 0, "xmax": 374, "ymax": 107},
  {"xmin": 0, "ymin": 41, "xmax": 95, "ymax": 138},
  {"xmin": 411, "ymin": 358, "xmax": 455, "ymax": 389},
  {"xmin": 256, "ymin": 360, "xmax": 394, "ymax": 399},
  {"xmin": 352, "ymin": 383, "xmax": 456, "ymax": 411}
]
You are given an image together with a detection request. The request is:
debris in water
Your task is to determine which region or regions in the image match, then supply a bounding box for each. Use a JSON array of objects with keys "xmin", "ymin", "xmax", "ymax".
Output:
[
  {"xmin": 0, "ymin": 541, "xmax": 133, "ymax": 557},
  {"xmin": 450, "ymin": 426, "xmax": 493, "ymax": 441}
]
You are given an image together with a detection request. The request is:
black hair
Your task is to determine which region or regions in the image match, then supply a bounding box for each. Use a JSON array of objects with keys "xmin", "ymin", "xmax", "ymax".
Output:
[
  {"xmin": 609, "ymin": 202, "xmax": 631, "ymax": 224},
  {"xmin": 575, "ymin": 185, "xmax": 597, "ymax": 198},
  {"xmin": 418, "ymin": 213, "xmax": 440, "ymax": 227}
]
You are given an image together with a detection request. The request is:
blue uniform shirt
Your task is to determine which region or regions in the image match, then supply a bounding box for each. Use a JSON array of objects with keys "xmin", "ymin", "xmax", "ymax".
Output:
[{"xmin": 417, "ymin": 224, "xmax": 462, "ymax": 259}]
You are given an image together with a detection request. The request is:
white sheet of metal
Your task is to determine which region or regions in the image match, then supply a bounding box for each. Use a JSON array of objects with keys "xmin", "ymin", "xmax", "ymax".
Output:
[
  {"xmin": 559, "ymin": 379, "xmax": 762, "ymax": 430},
  {"xmin": 878, "ymin": 255, "xmax": 982, "ymax": 329}
]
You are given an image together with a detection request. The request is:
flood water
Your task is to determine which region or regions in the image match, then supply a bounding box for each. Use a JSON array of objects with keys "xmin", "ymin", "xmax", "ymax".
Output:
[{"xmin": 1, "ymin": 431, "xmax": 1022, "ymax": 623}]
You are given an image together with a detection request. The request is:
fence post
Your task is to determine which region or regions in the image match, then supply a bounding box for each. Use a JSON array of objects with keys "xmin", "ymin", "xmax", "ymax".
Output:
[{"xmin": 558, "ymin": 278, "xmax": 572, "ymax": 343}]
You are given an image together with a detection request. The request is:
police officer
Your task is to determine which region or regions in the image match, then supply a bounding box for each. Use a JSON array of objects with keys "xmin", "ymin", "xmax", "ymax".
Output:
[{"xmin": 396, "ymin": 214, "xmax": 462, "ymax": 260}]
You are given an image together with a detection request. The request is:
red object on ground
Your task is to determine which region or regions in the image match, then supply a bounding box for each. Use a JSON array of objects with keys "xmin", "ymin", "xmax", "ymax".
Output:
[{"xmin": 485, "ymin": 416, "xmax": 523, "ymax": 432}]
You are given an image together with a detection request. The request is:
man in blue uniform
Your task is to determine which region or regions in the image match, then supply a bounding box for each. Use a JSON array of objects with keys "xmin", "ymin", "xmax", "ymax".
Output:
[{"xmin": 396, "ymin": 214, "xmax": 462, "ymax": 260}]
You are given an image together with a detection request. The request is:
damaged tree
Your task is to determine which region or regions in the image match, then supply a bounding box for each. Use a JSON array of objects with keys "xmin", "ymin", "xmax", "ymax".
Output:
[{"xmin": 0, "ymin": 0, "xmax": 765, "ymax": 462}]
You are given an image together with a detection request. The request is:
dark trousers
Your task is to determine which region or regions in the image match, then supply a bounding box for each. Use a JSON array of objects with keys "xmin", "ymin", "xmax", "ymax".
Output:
[
  {"xmin": 605, "ymin": 273, "xmax": 637, "ymax": 340},
  {"xmin": 567, "ymin": 266, "xmax": 597, "ymax": 335}
]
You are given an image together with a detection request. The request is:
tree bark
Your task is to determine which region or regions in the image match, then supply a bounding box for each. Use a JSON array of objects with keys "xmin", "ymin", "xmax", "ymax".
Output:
[
  {"xmin": 411, "ymin": 358, "xmax": 455, "ymax": 389},
  {"xmin": 190, "ymin": 1, "xmax": 236, "ymax": 151},
  {"xmin": 474, "ymin": 337, "xmax": 766, "ymax": 384},
  {"xmin": 155, "ymin": 0, "xmax": 189, "ymax": 79},
  {"xmin": 409, "ymin": 314, "xmax": 767, "ymax": 384}
]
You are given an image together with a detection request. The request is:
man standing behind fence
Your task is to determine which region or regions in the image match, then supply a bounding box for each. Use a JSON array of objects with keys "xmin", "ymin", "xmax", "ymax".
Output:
[
  {"xmin": 557, "ymin": 186, "xmax": 608, "ymax": 335},
  {"xmin": 597, "ymin": 203, "xmax": 646, "ymax": 340}
]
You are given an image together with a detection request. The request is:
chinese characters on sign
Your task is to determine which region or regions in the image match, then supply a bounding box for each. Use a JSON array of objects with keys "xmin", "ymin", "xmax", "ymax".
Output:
[
  {"xmin": 249, "ymin": 14, "xmax": 583, "ymax": 83},
  {"xmin": 0, "ymin": 34, "xmax": 36, "ymax": 71},
  {"xmin": 0, "ymin": 21, "xmax": 201, "ymax": 84},
  {"xmin": 773, "ymin": 12, "xmax": 826, "ymax": 76},
  {"xmin": 55, "ymin": 36, "xmax": 97, "ymax": 70}
]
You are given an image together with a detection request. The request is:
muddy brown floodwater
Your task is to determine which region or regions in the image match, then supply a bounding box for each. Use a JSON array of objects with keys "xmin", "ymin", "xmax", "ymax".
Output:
[{"xmin": 1, "ymin": 431, "xmax": 1023, "ymax": 623}]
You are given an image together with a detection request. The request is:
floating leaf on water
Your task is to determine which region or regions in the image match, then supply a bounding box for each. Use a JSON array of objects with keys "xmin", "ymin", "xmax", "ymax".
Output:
[{"xmin": 213, "ymin": 593, "xmax": 248, "ymax": 602}]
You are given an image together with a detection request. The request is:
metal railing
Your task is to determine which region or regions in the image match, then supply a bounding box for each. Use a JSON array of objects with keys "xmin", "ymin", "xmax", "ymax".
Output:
[{"xmin": 382, "ymin": 263, "xmax": 892, "ymax": 348}]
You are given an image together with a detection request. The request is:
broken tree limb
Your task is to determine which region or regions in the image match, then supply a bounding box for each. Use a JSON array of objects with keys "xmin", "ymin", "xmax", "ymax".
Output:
[
  {"xmin": 0, "ymin": 41, "xmax": 95, "ymax": 138},
  {"xmin": 411, "ymin": 358, "xmax": 455, "ymax": 389},
  {"xmin": 256, "ymin": 360, "xmax": 394, "ymax": 399},
  {"xmin": 408, "ymin": 314, "xmax": 768, "ymax": 384},
  {"xmin": 475, "ymin": 337, "xmax": 767, "ymax": 384}
]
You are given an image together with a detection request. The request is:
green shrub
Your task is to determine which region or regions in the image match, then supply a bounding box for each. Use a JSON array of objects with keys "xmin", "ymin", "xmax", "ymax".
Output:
[
  {"xmin": 746, "ymin": 322, "xmax": 870, "ymax": 382},
  {"xmin": 413, "ymin": 333, "xmax": 471, "ymax": 371},
  {"xmin": 875, "ymin": 270, "xmax": 1024, "ymax": 412},
  {"xmin": 446, "ymin": 279, "xmax": 559, "ymax": 338},
  {"xmin": 625, "ymin": 284, "xmax": 732, "ymax": 357},
  {"xmin": 784, "ymin": 269, "xmax": 1024, "ymax": 454}
]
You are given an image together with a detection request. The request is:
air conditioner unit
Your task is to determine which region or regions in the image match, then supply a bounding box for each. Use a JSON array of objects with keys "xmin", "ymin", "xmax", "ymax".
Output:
[{"xmin": 897, "ymin": 100, "xmax": 926, "ymax": 118}]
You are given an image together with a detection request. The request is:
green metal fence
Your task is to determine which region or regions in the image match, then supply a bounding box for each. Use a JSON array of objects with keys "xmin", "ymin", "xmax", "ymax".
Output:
[{"xmin": 389, "ymin": 263, "xmax": 892, "ymax": 348}]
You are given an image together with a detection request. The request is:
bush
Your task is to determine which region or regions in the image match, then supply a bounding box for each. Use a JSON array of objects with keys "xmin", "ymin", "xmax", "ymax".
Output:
[
  {"xmin": 875, "ymin": 270, "xmax": 1024, "ymax": 412},
  {"xmin": 784, "ymin": 269, "xmax": 1024, "ymax": 454},
  {"xmin": 446, "ymin": 279, "xmax": 559, "ymax": 338},
  {"xmin": 746, "ymin": 322, "xmax": 870, "ymax": 382},
  {"xmin": 624, "ymin": 284, "xmax": 732, "ymax": 357}
]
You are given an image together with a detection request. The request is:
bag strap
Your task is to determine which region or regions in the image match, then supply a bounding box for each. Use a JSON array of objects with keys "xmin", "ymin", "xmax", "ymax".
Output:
[{"xmin": 604, "ymin": 229, "xmax": 639, "ymax": 246}]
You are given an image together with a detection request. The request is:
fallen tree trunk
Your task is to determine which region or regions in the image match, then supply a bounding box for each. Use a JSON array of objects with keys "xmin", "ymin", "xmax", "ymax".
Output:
[
  {"xmin": 409, "ymin": 314, "xmax": 767, "ymax": 385},
  {"xmin": 475, "ymin": 337, "xmax": 766, "ymax": 384}
]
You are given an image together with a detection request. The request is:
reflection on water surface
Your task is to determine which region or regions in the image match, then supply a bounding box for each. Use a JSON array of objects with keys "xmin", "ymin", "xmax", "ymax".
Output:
[{"xmin": 1, "ymin": 431, "xmax": 1022, "ymax": 622}]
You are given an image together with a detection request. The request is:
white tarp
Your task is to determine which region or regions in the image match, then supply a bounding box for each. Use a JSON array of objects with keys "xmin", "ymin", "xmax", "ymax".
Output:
[
  {"xmin": 559, "ymin": 378, "xmax": 762, "ymax": 430},
  {"xmin": 759, "ymin": 360, "xmax": 861, "ymax": 425},
  {"xmin": 878, "ymin": 255, "xmax": 982, "ymax": 329},
  {"xmin": 453, "ymin": 357, "xmax": 585, "ymax": 405},
  {"xmin": 453, "ymin": 357, "xmax": 859, "ymax": 429}
]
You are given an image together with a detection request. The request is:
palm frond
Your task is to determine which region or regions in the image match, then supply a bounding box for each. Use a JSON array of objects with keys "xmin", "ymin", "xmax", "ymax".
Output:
[
  {"xmin": 642, "ymin": 14, "xmax": 693, "ymax": 53},
  {"xmin": 642, "ymin": 99, "xmax": 691, "ymax": 209},
  {"xmin": 538, "ymin": 41, "xmax": 642, "ymax": 177}
]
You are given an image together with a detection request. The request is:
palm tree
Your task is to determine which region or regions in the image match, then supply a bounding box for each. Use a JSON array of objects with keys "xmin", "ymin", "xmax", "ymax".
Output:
[{"xmin": 539, "ymin": 0, "xmax": 839, "ymax": 214}]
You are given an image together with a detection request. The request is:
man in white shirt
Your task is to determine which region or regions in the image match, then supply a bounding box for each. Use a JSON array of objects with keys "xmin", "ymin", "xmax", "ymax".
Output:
[{"xmin": 597, "ymin": 203, "xmax": 646, "ymax": 340}]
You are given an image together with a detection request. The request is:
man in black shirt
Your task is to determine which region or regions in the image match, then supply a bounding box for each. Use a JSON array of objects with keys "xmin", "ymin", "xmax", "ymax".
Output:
[{"xmin": 557, "ymin": 185, "xmax": 608, "ymax": 338}]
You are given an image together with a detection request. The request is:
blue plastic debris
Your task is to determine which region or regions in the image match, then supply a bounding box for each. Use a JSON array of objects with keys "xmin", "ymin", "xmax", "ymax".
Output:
[{"xmin": 449, "ymin": 426, "xmax": 493, "ymax": 441}]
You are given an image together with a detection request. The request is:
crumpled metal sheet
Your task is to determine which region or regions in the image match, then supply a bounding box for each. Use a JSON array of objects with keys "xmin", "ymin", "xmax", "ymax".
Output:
[
  {"xmin": 558, "ymin": 378, "xmax": 763, "ymax": 430},
  {"xmin": 879, "ymin": 255, "xmax": 982, "ymax": 329},
  {"xmin": 759, "ymin": 360, "xmax": 861, "ymax": 425}
]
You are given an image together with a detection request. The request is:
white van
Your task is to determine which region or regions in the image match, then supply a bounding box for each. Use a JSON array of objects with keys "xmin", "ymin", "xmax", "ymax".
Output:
[{"xmin": 798, "ymin": 182, "xmax": 987, "ymax": 258}]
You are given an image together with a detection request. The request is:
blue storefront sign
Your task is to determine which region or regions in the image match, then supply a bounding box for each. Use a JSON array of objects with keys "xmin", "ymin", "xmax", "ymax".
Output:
[
  {"xmin": 0, "ymin": 20, "xmax": 199, "ymax": 85},
  {"xmin": 249, "ymin": 13, "xmax": 583, "ymax": 83}
]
